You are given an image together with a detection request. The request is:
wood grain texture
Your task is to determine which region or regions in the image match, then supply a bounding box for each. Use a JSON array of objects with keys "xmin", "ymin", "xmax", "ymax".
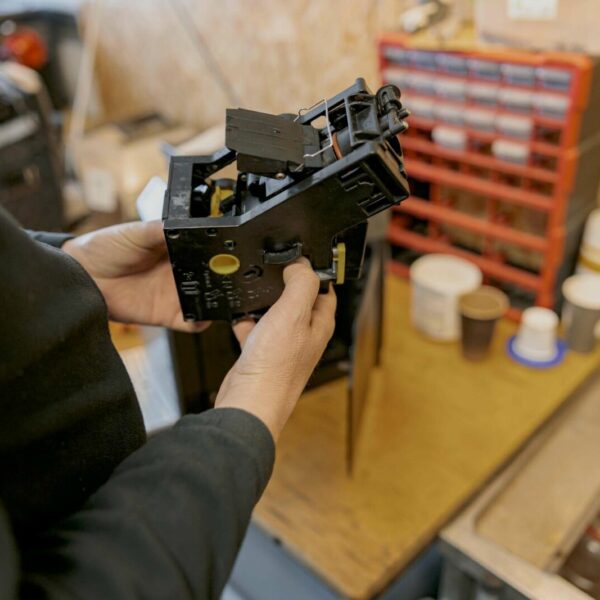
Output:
[
  {"xmin": 253, "ymin": 275, "xmax": 600, "ymax": 600},
  {"xmin": 87, "ymin": 0, "xmax": 409, "ymax": 128},
  {"xmin": 476, "ymin": 372, "xmax": 600, "ymax": 572},
  {"xmin": 441, "ymin": 375, "xmax": 600, "ymax": 600}
]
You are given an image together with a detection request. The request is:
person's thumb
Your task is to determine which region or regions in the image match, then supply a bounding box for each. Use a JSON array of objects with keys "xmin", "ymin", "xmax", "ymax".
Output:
[{"xmin": 117, "ymin": 220, "xmax": 165, "ymax": 252}]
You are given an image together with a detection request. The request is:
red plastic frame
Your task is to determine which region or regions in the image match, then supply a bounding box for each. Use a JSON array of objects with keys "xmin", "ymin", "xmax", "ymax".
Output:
[{"xmin": 379, "ymin": 33, "xmax": 593, "ymax": 315}]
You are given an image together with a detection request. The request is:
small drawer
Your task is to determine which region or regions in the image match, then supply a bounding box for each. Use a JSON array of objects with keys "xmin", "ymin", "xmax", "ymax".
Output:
[
  {"xmin": 408, "ymin": 50, "xmax": 437, "ymax": 70},
  {"xmin": 501, "ymin": 63, "xmax": 536, "ymax": 87},
  {"xmin": 432, "ymin": 126, "xmax": 467, "ymax": 151},
  {"xmin": 465, "ymin": 108, "xmax": 495, "ymax": 131},
  {"xmin": 383, "ymin": 67, "xmax": 409, "ymax": 88},
  {"xmin": 404, "ymin": 96, "xmax": 436, "ymax": 120},
  {"xmin": 435, "ymin": 53, "xmax": 468, "ymax": 75},
  {"xmin": 498, "ymin": 88, "xmax": 533, "ymax": 113},
  {"xmin": 407, "ymin": 72, "xmax": 436, "ymax": 95},
  {"xmin": 434, "ymin": 103, "xmax": 464, "ymax": 126},
  {"xmin": 536, "ymin": 67, "xmax": 572, "ymax": 92},
  {"xmin": 492, "ymin": 139, "xmax": 530, "ymax": 164},
  {"xmin": 467, "ymin": 83, "xmax": 499, "ymax": 106},
  {"xmin": 382, "ymin": 46, "xmax": 409, "ymax": 65},
  {"xmin": 533, "ymin": 92, "xmax": 570, "ymax": 119},
  {"xmin": 467, "ymin": 58, "xmax": 501, "ymax": 81},
  {"xmin": 496, "ymin": 114, "xmax": 534, "ymax": 139},
  {"xmin": 434, "ymin": 77, "xmax": 467, "ymax": 101}
]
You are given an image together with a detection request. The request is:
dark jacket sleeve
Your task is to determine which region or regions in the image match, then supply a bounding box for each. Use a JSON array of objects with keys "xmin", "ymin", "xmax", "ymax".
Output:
[
  {"xmin": 1, "ymin": 206, "xmax": 275, "ymax": 599},
  {"xmin": 18, "ymin": 408, "xmax": 275, "ymax": 600},
  {"xmin": 1, "ymin": 209, "xmax": 145, "ymax": 536}
]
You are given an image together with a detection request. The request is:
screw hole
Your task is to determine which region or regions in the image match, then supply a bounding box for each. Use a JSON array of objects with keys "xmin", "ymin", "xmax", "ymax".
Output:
[
  {"xmin": 224, "ymin": 239, "xmax": 236, "ymax": 250},
  {"xmin": 206, "ymin": 228, "xmax": 217, "ymax": 237},
  {"xmin": 167, "ymin": 230, "xmax": 180, "ymax": 239}
]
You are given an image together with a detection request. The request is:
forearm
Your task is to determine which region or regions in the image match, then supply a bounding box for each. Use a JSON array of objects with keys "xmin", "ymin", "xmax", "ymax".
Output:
[
  {"xmin": 19, "ymin": 409, "xmax": 274, "ymax": 600},
  {"xmin": 215, "ymin": 364, "xmax": 299, "ymax": 442}
]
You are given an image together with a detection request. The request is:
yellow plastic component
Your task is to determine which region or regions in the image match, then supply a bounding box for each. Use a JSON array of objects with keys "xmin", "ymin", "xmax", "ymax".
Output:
[
  {"xmin": 334, "ymin": 242, "xmax": 346, "ymax": 285},
  {"xmin": 209, "ymin": 253, "xmax": 240, "ymax": 275},
  {"xmin": 210, "ymin": 186, "xmax": 234, "ymax": 217}
]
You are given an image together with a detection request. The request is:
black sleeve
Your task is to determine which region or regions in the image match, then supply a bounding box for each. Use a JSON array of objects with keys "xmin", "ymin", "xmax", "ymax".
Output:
[
  {"xmin": 1, "ymin": 207, "xmax": 145, "ymax": 536},
  {"xmin": 25, "ymin": 230, "xmax": 74, "ymax": 248},
  {"xmin": 1, "ymin": 206, "xmax": 275, "ymax": 598},
  {"xmin": 18, "ymin": 408, "xmax": 275, "ymax": 600}
]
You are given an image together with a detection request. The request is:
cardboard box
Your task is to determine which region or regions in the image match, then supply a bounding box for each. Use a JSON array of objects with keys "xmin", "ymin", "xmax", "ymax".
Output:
[{"xmin": 475, "ymin": 0, "xmax": 600, "ymax": 54}]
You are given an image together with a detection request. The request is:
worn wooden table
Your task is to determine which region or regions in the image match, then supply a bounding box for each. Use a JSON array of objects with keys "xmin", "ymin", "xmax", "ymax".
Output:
[
  {"xmin": 440, "ymin": 369, "xmax": 600, "ymax": 599},
  {"xmin": 253, "ymin": 276, "xmax": 600, "ymax": 600}
]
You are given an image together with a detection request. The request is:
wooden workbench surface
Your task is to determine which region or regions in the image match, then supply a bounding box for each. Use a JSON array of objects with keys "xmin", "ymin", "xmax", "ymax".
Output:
[{"xmin": 253, "ymin": 275, "xmax": 600, "ymax": 600}]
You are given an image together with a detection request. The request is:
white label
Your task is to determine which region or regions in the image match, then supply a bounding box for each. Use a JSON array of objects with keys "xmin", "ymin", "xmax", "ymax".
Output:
[{"xmin": 507, "ymin": 0, "xmax": 558, "ymax": 20}]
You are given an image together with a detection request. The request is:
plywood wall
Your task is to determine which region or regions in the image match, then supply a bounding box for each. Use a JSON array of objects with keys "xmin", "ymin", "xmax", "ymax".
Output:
[{"xmin": 91, "ymin": 0, "xmax": 409, "ymax": 129}]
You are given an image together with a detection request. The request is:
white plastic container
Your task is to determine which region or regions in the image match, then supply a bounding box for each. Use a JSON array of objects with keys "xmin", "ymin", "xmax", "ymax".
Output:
[
  {"xmin": 498, "ymin": 88, "xmax": 533, "ymax": 113},
  {"xmin": 513, "ymin": 307, "xmax": 559, "ymax": 362},
  {"xmin": 536, "ymin": 67, "xmax": 572, "ymax": 92},
  {"xmin": 432, "ymin": 126, "xmax": 467, "ymax": 151},
  {"xmin": 410, "ymin": 254, "xmax": 482, "ymax": 341},
  {"xmin": 491, "ymin": 140, "xmax": 529, "ymax": 164},
  {"xmin": 501, "ymin": 63, "xmax": 536, "ymax": 87},
  {"xmin": 434, "ymin": 103, "xmax": 464, "ymax": 126},
  {"xmin": 495, "ymin": 114, "xmax": 533, "ymax": 139},
  {"xmin": 467, "ymin": 82, "xmax": 499, "ymax": 106},
  {"xmin": 407, "ymin": 72, "xmax": 436, "ymax": 95},
  {"xmin": 404, "ymin": 96, "xmax": 435, "ymax": 120},
  {"xmin": 576, "ymin": 209, "xmax": 600, "ymax": 275},
  {"xmin": 465, "ymin": 108, "xmax": 495, "ymax": 131},
  {"xmin": 533, "ymin": 93, "xmax": 570, "ymax": 120},
  {"xmin": 434, "ymin": 77, "xmax": 466, "ymax": 101},
  {"xmin": 383, "ymin": 67, "xmax": 409, "ymax": 88},
  {"xmin": 468, "ymin": 58, "xmax": 501, "ymax": 81}
]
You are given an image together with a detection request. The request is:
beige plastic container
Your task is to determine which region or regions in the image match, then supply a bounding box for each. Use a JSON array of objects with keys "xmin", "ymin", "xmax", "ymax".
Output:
[{"xmin": 410, "ymin": 254, "xmax": 482, "ymax": 341}]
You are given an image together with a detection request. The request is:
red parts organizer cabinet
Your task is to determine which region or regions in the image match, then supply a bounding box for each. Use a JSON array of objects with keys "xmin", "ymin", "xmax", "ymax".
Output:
[{"xmin": 380, "ymin": 33, "xmax": 600, "ymax": 318}]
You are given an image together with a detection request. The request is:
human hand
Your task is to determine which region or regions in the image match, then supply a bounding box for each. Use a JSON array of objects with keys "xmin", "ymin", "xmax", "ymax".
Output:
[
  {"xmin": 215, "ymin": 258, "xmax": 337, "ymax": 441},
  {"xmin": 62, "ymin": 220, "xmax": 208, "ymax": 333}
]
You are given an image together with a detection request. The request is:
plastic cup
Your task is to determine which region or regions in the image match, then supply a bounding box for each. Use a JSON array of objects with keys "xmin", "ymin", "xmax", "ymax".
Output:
[
  {"xmin": 514, "ymin": 307, "xmax": 559, "ymax": 362},
  {"xmin": 459, "ymin": 286, "xmax": 509, "ymax": 360},
  {"xmin": 562, "ymin": 274, "xmax": 600, "ymax": 353}
]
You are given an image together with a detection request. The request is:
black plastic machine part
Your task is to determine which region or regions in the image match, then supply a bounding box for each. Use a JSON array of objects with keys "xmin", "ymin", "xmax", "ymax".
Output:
[{"xmin": 163, "ymin": 78, "xmax": 410, "ymax": 321}]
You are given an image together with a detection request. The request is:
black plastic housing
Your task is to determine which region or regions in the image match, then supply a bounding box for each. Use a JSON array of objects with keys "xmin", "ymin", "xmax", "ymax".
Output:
[{"xmin": 163, "ymin": 78, "xmax": 409, "ymax": 321}]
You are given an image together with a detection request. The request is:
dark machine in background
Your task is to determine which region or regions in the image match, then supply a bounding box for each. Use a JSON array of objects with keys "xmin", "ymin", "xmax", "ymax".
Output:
[
  {"xmin": 1, "ymin": 7, "xmax": 80, "ymax": 110},
  {"xmin": 0, "ymin": 7, "xmax": 77, "ymax": 230},
  {"xmin": 163, "ymin": 78, "xmax": 409, "ymax": 322},
  {"xmin": 0, "ymin": 62, "xmax": 64, "ymax": 230}
]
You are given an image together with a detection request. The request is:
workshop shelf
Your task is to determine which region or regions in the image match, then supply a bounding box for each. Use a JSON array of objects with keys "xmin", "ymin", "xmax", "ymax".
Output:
[{"xmin": 380, "ymin": 33, "xmax": 600, "ymax": 313}]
